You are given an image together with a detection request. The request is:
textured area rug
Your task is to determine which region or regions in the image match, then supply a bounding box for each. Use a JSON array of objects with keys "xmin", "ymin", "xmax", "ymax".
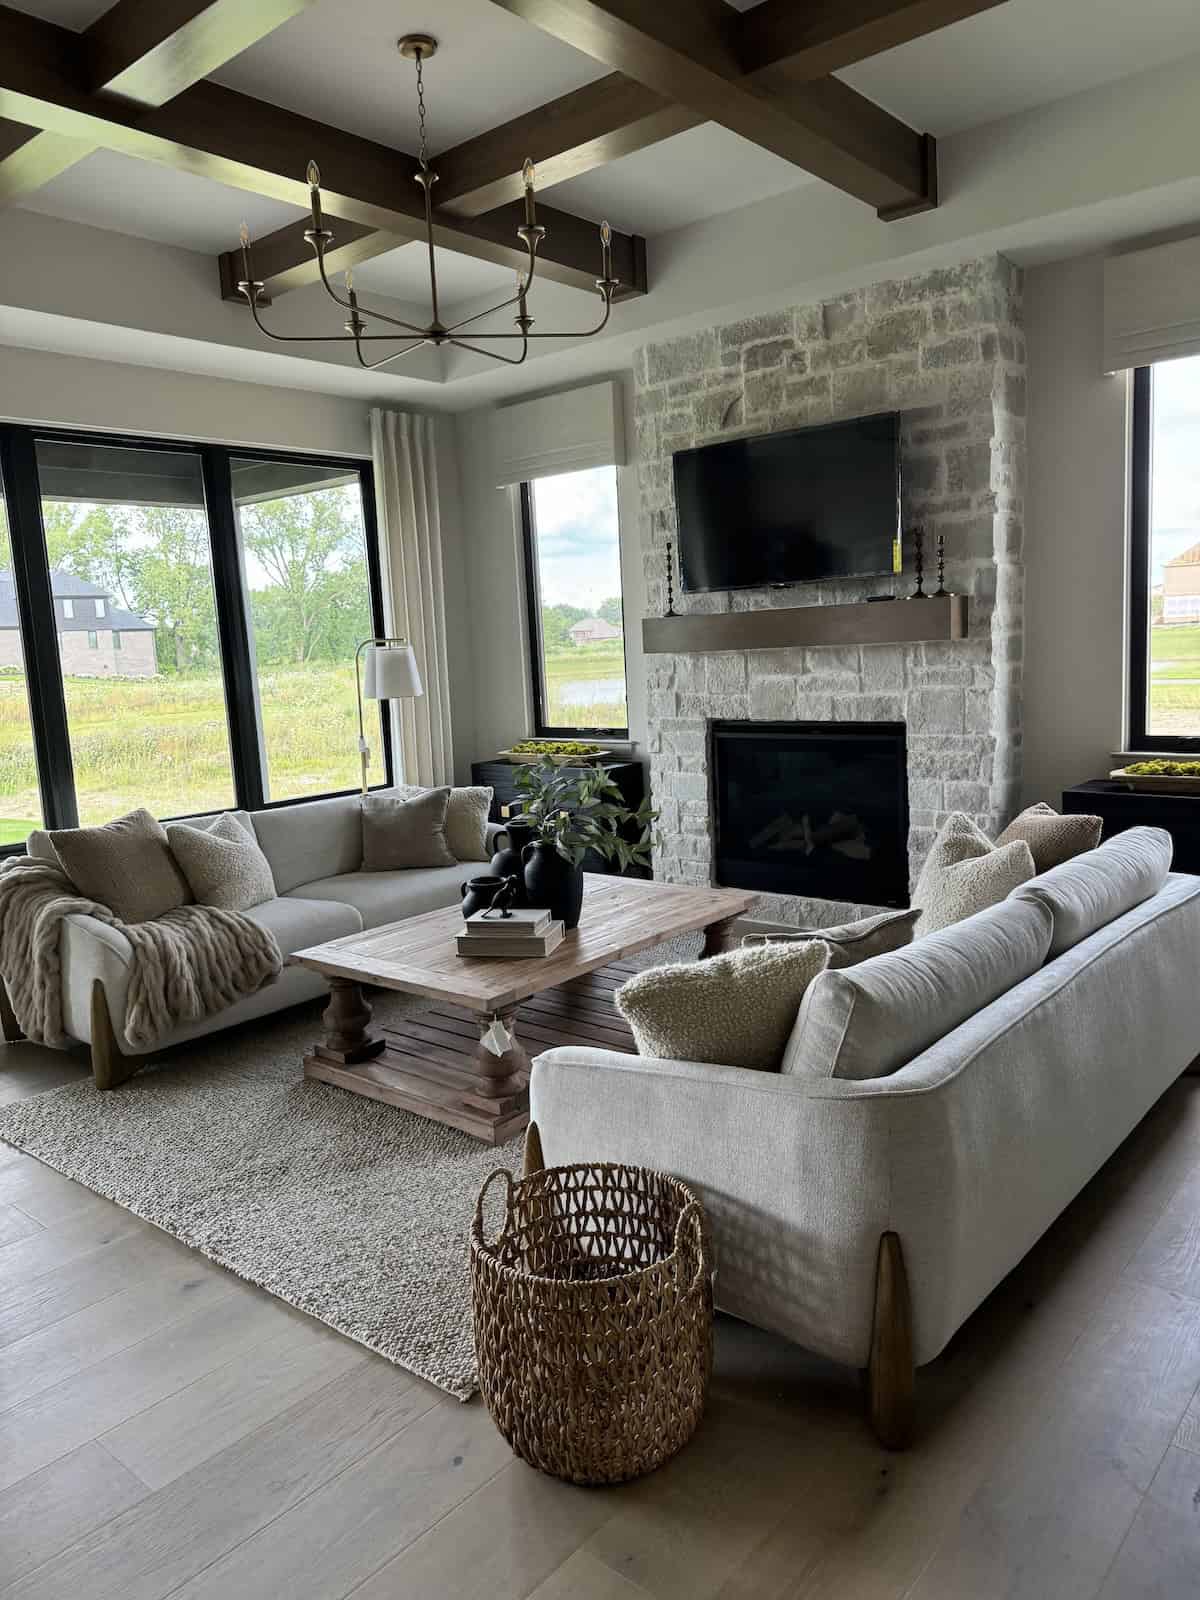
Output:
[{"xmin": 0, "ymin": 934, "xmax": 699, "ymax": 1399}]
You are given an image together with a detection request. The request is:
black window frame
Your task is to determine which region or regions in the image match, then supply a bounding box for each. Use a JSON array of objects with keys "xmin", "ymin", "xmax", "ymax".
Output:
[
  {"xmin": 0, "ymin": 422, "xmax": 391, "ymax": 853},
  {"xmin": 1127, "ymin": 364, "xmax": 1200, "ymax": 752},
  {"xmin": 518, "ymin": 473, "xmax": 629, "ymax": 740}
]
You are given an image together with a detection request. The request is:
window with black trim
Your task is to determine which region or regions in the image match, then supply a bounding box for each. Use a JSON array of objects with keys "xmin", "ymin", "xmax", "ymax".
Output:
[
  {"xmin": 520, "ymin": 465, "xmax": 627, "ymax": 737},
  {"xmin": 0, "ymin": 424, "xmax": 389, "ymax": 849},
  {"xmin": 1129, "ymin": 360, "xmax": 1200, "ymax": 750}
]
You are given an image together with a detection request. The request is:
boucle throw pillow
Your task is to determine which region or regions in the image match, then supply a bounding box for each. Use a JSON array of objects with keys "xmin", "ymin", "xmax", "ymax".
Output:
[
  {"xmin": 362, "ymin": 788, "xmax": 456, "ymax": 870},
  {"xmin": 995, "ymin": 801, "xmax": 1103, "ymax": 873},
  {"xmin": 742, "ymin": 908, "xmax": 920, "ymax": 969},
  {"xmin": 165, "ymin": 813, "xmax": 276, "ymax": 912},
  {"xmin": 46, "ymin": 808, "xmax": 191, "ymax": 924},
  {"xmin": 393, "ymin": 784, "xmax": 493, "ymax": 862},
  {"xmin": 912, "ymin": 812, "xmax": 1035, "ymax": 934},
  {"xmin": 615, "ymin": 940, "xmax": 831, "ymax": 1072}
]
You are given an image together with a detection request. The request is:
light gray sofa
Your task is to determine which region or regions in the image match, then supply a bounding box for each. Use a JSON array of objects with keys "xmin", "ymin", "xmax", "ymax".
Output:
[
  {"xmin": 27, "ymin": 789, "xmax": 505, "ymax": 1067},
  {"xmin": 529, "ymin": 827, "xmax": 1200, "ymax": 1447}
]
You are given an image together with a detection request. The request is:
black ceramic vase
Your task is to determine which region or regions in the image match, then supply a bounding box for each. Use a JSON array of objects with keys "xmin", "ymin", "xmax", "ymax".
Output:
[
  {"xmin": 461, "ymin": 877, "xmax": 502, "ymax": 918},
  {"xmin": 488, "ymin": 817, "xmax": 534, "ymax": 904},
  {"xmin": 522, "ymin": 841, "xmax": 585, "ymax": 931}
]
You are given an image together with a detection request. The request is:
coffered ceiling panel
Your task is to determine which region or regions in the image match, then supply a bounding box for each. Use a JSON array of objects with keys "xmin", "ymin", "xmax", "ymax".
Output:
[{"xmin": 211, "ymin": 0, "xmax": 608, "ymax": 152}]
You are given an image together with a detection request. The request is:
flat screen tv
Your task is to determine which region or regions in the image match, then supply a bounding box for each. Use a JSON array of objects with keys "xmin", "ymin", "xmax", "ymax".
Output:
[{"xmin": 672, "ymin": 411, "xmax": 901, "ymax": 592}]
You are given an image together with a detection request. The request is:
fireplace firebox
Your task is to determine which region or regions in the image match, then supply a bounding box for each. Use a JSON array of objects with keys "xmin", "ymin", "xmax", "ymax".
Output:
[{"xmin": 710, "ymin": 721, "xmax": 909, "ymax": 907}]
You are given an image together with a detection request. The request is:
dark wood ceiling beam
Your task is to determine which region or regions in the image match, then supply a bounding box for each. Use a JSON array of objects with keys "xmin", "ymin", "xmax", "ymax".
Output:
[
  {"xmin": 84, "ymin": 0, "xmax": 321, "ymax": 109},
  {"xmin": 0, "ymin": 0, "xmax": 319, "ymax": 204},
  {"xmin": 435, "ymin": 72, "xmax": 700, "ymax": 218},
  {"xmin": 482, "ymin": 0, "xmax": 934, "ymax": 213},
  {"xmin": 0, "ymin": 10, "xmax": 645, "ymax": 301},
  {"xmin": 735, "ymin": 0, "xmax": 1011, "ymax": 80}
]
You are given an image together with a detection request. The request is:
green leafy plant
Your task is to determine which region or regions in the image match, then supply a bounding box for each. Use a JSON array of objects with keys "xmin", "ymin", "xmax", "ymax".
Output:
[
  {"xmin": 1125, "ymin": 760, "xmax": 1200, "ymax": 776},
  {"xmin": 512, "ymin": 760, "xmax": 659, "ymax": 871}
]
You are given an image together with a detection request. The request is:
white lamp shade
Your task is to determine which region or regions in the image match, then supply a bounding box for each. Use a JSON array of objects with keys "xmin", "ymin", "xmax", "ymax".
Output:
[{"xmin": 364, "ymin": 643, "xmax": 423, "ymax": 700}]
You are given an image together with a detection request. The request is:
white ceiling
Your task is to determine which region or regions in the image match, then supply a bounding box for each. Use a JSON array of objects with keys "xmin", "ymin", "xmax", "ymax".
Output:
[{"xmin": 21, "ymin": 152, "xmax": 309, "ymax": 254}]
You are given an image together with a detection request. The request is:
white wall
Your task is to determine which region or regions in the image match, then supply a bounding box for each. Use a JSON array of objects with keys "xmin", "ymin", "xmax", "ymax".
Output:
[
  {"xmin": 0, "ymin": 342, "xmax": 372, "ymax": 456},
  {"xmin": 458, "ymin": 373, "xmax": 647, "ymax": 770},
  {"xmin": 1023, "ymin": 253, "xmax": 1130, "ymax": 807}
]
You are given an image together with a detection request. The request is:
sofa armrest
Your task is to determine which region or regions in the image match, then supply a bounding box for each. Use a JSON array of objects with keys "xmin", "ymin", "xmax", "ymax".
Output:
[
  {"xmin": 529, "ymin": 1047, "xmax": 889, "ymax": 1367},
  {"xmin": 59, "ymin": 913, "xmax": 133, "ymax": 1048}
]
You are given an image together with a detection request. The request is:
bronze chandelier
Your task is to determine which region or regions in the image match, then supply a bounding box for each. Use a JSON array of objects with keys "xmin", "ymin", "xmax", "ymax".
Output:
[{"xmin": 235, "ymin": 33, "xmax": 620, "ymax": 370}]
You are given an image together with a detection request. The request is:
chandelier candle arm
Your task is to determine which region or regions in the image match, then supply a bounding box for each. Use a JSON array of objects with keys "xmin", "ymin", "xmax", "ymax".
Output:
[{"xmin": 233, "ymin": 33, "xmax": 619, "ymax": 367}]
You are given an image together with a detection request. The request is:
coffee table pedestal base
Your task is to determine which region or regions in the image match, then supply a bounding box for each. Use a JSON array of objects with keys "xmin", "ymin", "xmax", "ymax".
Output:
[{"xmin": 304, "ymin": 986, "xmax": 531, "ymax": 1145}]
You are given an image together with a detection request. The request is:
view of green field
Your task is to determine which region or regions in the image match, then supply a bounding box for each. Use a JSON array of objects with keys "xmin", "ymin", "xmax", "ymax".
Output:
[
  {"xmin": 1149, "ymin": 624, "xmax": 1200, "ymax": 734},
  {"xmin": 541, "ymin": 637, "xmax": 626, "ymax": 729},
  {"xmin": 0, "ymin": 662, "xmax": 372, "ymax": 844}
]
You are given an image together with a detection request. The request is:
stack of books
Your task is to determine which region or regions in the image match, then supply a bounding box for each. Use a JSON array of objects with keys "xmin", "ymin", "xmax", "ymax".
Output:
[{"xmin": 456, "ymin": 906, "xmax": 564, "ymax": 959}]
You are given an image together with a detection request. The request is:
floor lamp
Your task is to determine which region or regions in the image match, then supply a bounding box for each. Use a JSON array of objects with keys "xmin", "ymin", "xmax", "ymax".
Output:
[{"xmin": 355, "ymin": 637, "xmax": 424, "ymax": 794}]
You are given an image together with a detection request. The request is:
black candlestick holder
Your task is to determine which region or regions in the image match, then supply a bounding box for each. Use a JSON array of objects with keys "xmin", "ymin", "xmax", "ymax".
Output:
[
  {"xmin": 932, "ymin": 531, "xmax": 949, "ymax": 598},
  {"xmin": 665, "ymin": 539, "xmax": 677, "ymax": 617},
  {"xmin": 908, "ymin": 526, "xmax": 928, "ymax": 599}
]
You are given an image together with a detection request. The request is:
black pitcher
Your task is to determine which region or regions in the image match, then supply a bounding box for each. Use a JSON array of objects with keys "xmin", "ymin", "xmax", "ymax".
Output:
[
  {"xmin": 522, "ymin": 841, "xmax": 585, "ymax": 930},
  {"xmin": 488, "ymin": 816, "xmax": 533, "ymax": 902}
]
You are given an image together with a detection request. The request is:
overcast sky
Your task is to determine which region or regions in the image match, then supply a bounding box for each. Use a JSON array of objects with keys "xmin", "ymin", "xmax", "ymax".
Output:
[{"xmin": 530, "ymin": 465, "xmax": 622, "ymax": 613}]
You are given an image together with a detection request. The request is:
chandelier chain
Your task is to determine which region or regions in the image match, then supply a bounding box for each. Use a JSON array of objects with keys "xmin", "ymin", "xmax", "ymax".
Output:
[{"xmin": 415, "ymin": 51, "xmax": 430, "ymax": 171}]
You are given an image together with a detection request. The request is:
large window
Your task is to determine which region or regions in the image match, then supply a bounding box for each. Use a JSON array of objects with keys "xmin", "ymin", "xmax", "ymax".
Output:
[
  {"xmin": 520, "ymin": 465, "xmax": 627, "ymax": 737},
  {"xmin": 0, "ymin": 469, "xmax": 44, "ymax": 842},
  {"xmin": 1130, "ymin": 360, "xmax": 1200, "ymax": 748},
  {"xmin": 0, "ymin": 426, "xmax": 388, "ymax": 848},
  {"xmin": 234, "ymin": 459, "xmax": 381, "ymax": 803}
]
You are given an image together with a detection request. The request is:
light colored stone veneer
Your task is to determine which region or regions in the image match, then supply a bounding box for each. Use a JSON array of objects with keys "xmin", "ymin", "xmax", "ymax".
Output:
[{"xmin": 634, "ymin": 254, "xmax": 1026, "ymax": 926}]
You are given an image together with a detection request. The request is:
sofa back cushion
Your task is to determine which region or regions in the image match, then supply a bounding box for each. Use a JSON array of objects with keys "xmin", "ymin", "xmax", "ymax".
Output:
[
  {"xmin": 783, "ymin": 896, "xmax": 1053, "ymax": 1081},
  {"xmin": 1012, "ymin": 825, "xmax": 1173, "ymax": 959},
  {"xmin": 248, "ymin": 793, "xmax": 364, "ymax": 894}
]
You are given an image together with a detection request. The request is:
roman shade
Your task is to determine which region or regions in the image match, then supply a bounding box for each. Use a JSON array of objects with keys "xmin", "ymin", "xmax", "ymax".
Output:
[
  {"xmin": 492, "ymin": 379, "xmax": 625, "ymax": 486},
  {"xmin": 1103, "ymin": 234, "xmax": 1200, "ymax": 372}
]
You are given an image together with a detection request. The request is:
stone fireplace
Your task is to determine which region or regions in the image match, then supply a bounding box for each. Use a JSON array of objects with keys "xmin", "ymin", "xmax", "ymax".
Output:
[{"xmin": 634, "ymin": 254, "xmax": 1026, "ymax": 926}]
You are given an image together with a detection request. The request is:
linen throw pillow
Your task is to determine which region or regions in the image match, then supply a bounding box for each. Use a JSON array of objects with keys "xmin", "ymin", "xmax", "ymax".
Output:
[
  {"xmin": 615, "ymin": 940, "xmax": 831, "ymax": 1072},
  {"xmin": 783, "ymin": 896, "xmax": 1053, "ymax": 1081},
  {"xmin": 362, "ymin": 788, "xmax": 456, "ymax": 870},
  {"xmin": 393, "ymin": 784, "xmax": 493, "ymax": 862},
  {"xmin": 165, "ymin": 813, "xmax": 276, "ymax": 912},
  {"xmin": 995, "ymin": 802, "xmax": 1103, "ymax": 873},
  {"xmin": 912, "ymin": 812, "xmax": 1035, "ymax": 934},
  {"xmin": 741, "ymin": 908, "xmax": 920, "ymax": 969},
  {"xmin": 46, "ymin": 808, "xmax": 191, "ymax": 924}
]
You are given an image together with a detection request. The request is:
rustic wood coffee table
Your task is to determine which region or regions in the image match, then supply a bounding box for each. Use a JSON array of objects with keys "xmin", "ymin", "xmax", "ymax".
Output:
[{"xmin": 290, "ymin": 875, "xmax": 754, "ymax": 1144}]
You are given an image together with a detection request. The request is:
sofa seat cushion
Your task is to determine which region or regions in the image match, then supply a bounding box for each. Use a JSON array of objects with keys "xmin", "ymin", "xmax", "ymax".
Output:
[
  {"xmin": 288, "ymin": 866, "xmax": 467, "ymax": 931},
  {"xmin": 1013, "ymin": 825, "xmax": 1173, "ymax": 959},
  {"xmin": 783, "ymin": 895, "xmax": 1053, "ymax": 1081},
  {"xmin": 248, "ymin": 794, "xmax": 364, "ymax": 895},
  {"xmin": 243, "ymin": 894, "xmax": 361, "ymax": 956}
]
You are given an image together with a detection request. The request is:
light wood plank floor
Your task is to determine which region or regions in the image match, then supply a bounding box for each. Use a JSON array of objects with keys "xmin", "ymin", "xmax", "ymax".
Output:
[{"xmin": 3, "ymin": 1040, "xmax": 1200, "ymax": 1598}]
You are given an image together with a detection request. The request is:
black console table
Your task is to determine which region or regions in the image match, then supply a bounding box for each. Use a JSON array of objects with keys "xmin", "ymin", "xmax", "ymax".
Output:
[
  {"xmin": 471, "ymin": 757, "xmax": 647, "ymax": 877},
  {"xmin": 1063, "ymin": 780, "xmax": 1200, "ymax": 874}
]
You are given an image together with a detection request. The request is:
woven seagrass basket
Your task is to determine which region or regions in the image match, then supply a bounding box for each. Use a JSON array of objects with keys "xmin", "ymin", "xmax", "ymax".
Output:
[{"xmin": 470, "ymin": 1127, "xmax": 713, "ymax": 1486}]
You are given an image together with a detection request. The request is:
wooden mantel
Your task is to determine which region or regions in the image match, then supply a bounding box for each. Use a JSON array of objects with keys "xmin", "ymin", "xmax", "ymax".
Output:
[{"xmin": 641, "ymin": 595, "xmax": 967, "ymax": 655}]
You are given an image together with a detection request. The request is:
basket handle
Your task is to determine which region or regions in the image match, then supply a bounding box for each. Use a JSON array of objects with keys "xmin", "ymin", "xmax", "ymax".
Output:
[
  {"xmin": 673, "ymin": 1200, "xmax": 708, "ymax": 1293},
  {"xmin": 474, "ymin": 1167, "xmax": 515, "ymax": 1250}
]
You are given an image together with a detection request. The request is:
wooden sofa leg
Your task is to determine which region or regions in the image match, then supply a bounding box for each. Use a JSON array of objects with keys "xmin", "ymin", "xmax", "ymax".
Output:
[
  {"xmin": 91, "ymin": 980, "xmax": 138, "ymax": 1090},
  {"xmin": 868, "ymin": 1230, "xmax": 915, "ymax": 1450},
  {"xmin": 0, "ymin": 975, "xmax": 24, "ymax": 1043}
]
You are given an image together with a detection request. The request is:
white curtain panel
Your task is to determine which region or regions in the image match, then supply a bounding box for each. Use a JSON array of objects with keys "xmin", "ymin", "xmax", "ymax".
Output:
[{"xmin": 370, "ymin": 408, "xmax": 454, "ymax": 787}]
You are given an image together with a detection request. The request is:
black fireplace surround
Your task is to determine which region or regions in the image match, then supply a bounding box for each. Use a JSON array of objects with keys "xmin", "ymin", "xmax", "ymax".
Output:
[{"xmin": 710, "ymin": 721, "xmax": 909, "ymax": 907}]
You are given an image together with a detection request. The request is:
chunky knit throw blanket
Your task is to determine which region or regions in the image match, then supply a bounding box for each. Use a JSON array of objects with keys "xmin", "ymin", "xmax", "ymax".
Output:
[{"xmin": 0, "ymin": 855, "xmax": 283, "ymax": 1051}]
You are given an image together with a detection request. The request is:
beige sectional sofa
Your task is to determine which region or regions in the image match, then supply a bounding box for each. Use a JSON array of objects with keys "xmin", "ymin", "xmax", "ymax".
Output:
[{"xmin": 28, "ymin": 789, "xmax": 504, "ymax": 1061}]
